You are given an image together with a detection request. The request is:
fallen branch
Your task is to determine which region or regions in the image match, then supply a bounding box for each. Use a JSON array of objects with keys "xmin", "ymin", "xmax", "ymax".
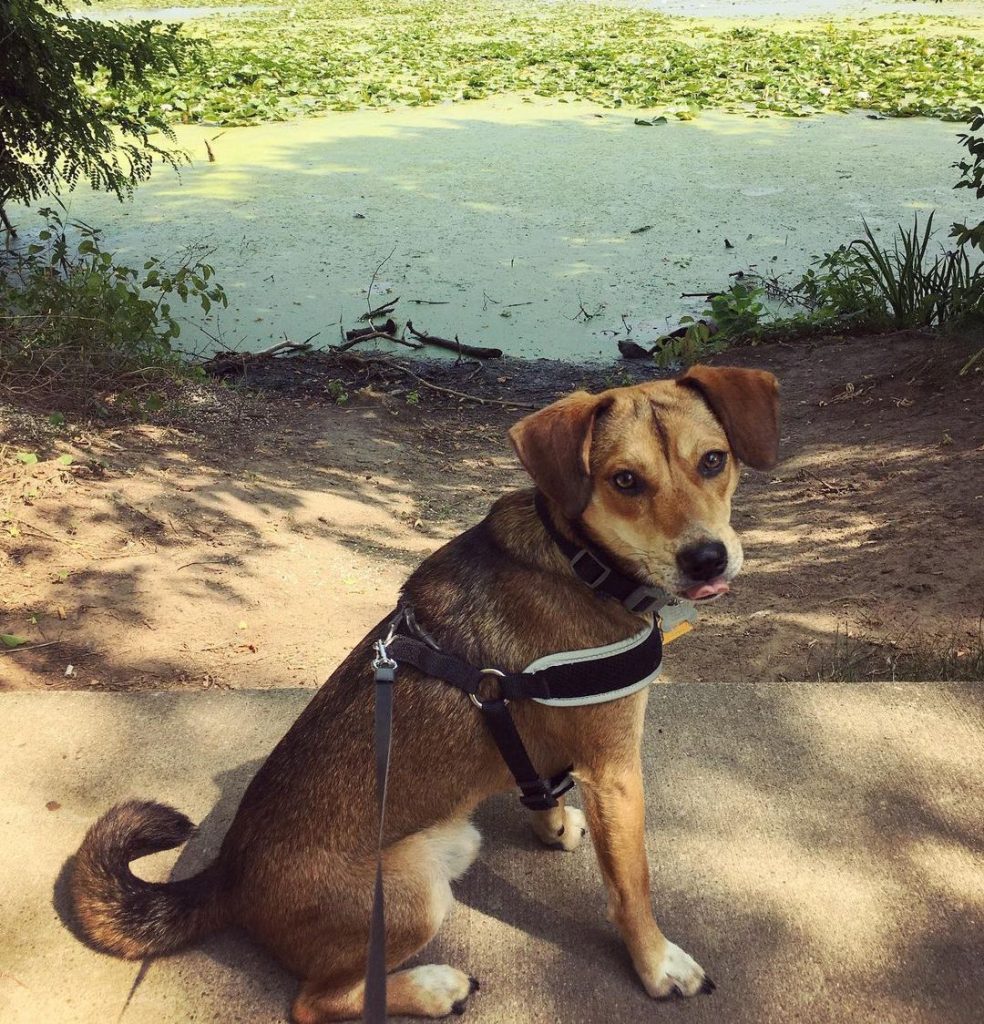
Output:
[
  {"xmin": 176, "ymin": 559, "xmax": 237, "ymax": 571},
  {"xmin": 339, "ymin": 352, "xmax": 534, "ymax": 409},
  {"xmin": 200, "ymin": 339, "xmax": 314, "ymax": 374},
  {"xmin": 406, "ymin": 322, "xmax": 502, "ymax": 359},
  {"xmin": 0, "ymin": 639, "xmax": 62, "ymax": 656},
  {"xmin": 336, "ymin": 329, "xmax": 422, "ymax": 353},
  {"xmin": 366, "ymin": 246, "xmax": 397, "ymax": 319},
  {"xmin": 359, "ymin": 298, "xmax": 400, "ymax": 322},
  {"xmin": 344, "ymin": 319, "xmax": 398, "ymax": 342}
]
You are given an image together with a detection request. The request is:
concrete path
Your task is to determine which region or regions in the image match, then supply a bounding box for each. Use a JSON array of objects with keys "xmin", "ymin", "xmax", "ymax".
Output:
[{"xmin": 2, "ymin": 684, "xmax": 981, "ymax": 1023}]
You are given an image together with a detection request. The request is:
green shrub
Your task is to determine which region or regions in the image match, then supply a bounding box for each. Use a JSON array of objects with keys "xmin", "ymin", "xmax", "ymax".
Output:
[
  {"xmin": 0, "ymin": 207, "xmax": 227, "ymax": 402},
  {"xmin": 952, "ymin": 106, "xmax": 984, "ymax": 252},
  {"xmin": 652, "ymin": 317, "xmax": 726, "ymax": 369},
  {"xmin": 706, "ymin": 283, "xmax": 766, "ymax": 340},
  {"xmin": 791, "ymin": 215, "xmax": 984, "ymax": 331}
]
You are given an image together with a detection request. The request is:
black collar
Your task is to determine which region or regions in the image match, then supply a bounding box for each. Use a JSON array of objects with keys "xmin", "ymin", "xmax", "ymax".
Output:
[{"xmin": 533, "ymin": 490, "xmax": 674, "ymax": 616}]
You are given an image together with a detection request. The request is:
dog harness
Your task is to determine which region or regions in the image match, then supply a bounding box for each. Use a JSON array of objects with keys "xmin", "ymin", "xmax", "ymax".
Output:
[{"xmin": 363, "ymin": 492, "xmax": 697, "ymax": 1022}]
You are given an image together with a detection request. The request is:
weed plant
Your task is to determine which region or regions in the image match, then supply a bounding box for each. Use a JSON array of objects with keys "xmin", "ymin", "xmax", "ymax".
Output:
[{"xmin": 0, "ymin": 207, "xmax": 227, "ymax": 411}]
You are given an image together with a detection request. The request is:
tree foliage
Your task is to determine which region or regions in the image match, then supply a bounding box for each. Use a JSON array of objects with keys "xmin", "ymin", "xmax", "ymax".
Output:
[
  {"xmin": 0, "ymin": 0, "xmax": 201, "ymax": 219},
  {"xmin": 952, "ymin": 107, "xmax": 984, "ymax": 252}
]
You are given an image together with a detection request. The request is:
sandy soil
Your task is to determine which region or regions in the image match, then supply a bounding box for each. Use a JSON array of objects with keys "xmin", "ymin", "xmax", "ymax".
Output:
[{"xmin": 2, "ymin": 331, "xmax": 982, "ymax": 690}]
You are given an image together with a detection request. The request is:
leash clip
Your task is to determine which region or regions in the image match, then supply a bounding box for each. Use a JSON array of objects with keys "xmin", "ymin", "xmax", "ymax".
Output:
[
  {"xmin": 372, "ymin": 638, "xmax": 397, "ymax": 674},
  {"xmin": 371, "ymin": 612, "xmax": 402, "ymax": 674}
]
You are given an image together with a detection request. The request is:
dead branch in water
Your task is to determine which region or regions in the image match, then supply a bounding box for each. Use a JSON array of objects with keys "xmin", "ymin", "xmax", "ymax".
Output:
[
  {"xmin": 359, "ymin": 298, "xmax": 400, "ymax": 322},
  {"xmin": 406, "ymin": 322, "xmax": 502, "ymax": 359}
]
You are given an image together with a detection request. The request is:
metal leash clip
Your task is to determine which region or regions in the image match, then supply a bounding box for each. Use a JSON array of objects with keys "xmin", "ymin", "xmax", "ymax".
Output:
[
  {"xmin": 371, "ymin": 615, "xmax": 400, "ymax": 675},
  {"xmin": 371, "ymin": 638, "xmax": 397, "ymax": 675}
]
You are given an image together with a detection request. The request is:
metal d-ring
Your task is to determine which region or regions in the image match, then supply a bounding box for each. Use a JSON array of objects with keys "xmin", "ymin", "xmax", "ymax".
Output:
[{"xmin": 469, "ymin": 668, "xmax": 507, "ymax": 709}]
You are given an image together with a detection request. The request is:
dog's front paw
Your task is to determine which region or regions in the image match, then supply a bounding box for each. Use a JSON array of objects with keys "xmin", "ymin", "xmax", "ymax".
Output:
[
  {"xmin": 642, "ymin": 941, "xmax": 715, "ymax": 999},
  {"xmin": 399, "ymin": 965, "xmax": 479, "ymax": 1017},
  {"xmin": 532, "ymin": 805, "xmax": 587, "ymax": 851}
]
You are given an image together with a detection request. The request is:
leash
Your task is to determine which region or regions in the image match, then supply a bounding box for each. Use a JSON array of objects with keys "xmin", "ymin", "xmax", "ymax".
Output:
[
  {"xmin": 365, "ymin": 630, "xmax": 396, "ymax": 1023},
  {"xmin": 363, "ymin": 492, "xmax": 696, "ymax": 1022}
]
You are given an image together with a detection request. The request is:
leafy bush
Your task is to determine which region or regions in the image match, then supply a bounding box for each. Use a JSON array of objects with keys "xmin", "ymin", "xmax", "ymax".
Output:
[
  {"xmin": 0, "ymin": 207, "xmax": 227, "ymax": 404},
  {"xmin": 794, "ymin": 215, "xmax": 984, "ymax": 330},
  {"xmin": 706, "ymin": 283, "xmax": 766, "ymax": 339},
  {"xmin": 853, "ymin": 216, "xmax": 983, "ymax": 328},
  {"xmin": 951, "ymin": 106, "xmax": 984, "ymax": 251},
  {"xmin": 0, "ymin": 0, "xmax": 201, "ymax": 226},
  {"xmin": 651, "ymin": 317, "xmax": 725, "ymax": 369}
]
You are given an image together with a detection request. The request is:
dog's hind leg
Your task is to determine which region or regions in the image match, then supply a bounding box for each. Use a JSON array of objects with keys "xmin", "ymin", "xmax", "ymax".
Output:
[
  {"xmin": 530, "ymin": 796, "xmax": 588, "ymax": 852},
  {"xmin": 291, "ymin": 820, "xmax": 481, "ymax": 1023}
]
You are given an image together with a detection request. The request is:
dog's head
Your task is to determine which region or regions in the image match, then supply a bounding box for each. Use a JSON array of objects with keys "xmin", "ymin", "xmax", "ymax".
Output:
[{"xmin": 509, "ymin": 365, "xmax": 779, "ymax": 602}]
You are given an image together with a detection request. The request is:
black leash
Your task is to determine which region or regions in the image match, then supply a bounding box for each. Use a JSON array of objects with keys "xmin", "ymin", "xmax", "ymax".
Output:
[
  {"xmin": 365, "ymin": 630, "xmax": 397, "ymax": 1024},
  {"xmin": 363, "ymin": 492, "xmax": 677, "ymax": 1022}
]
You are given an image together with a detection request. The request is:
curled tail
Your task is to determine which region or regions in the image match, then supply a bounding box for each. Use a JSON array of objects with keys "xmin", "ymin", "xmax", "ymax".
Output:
[{"xmin": 70, "ymin": 800, "xmax": 226, "ymax": 959}]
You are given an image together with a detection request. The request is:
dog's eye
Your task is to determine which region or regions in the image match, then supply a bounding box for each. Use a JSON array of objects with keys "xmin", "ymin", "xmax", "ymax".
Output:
[
  {"xmin": 699, "ymin": 451, "xmax": 728, "ymax": 477},
  {"xmin": 612, "ymin": 470, "xmax": 640, "ymax": 492}
]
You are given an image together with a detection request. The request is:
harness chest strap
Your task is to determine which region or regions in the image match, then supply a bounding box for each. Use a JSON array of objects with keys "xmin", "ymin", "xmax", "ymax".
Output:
[{"xmin": 386, "ymin": 619, "xmax": 664, "ymax": 707}]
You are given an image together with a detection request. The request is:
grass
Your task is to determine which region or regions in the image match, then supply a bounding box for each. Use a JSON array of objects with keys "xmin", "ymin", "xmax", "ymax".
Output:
[
  {"xmin": 812, "ymin": 623, "xmax": 984, "ymax": 682},
  {"xmin": 79, "ymin": 0, "xmax": 984, "ymax": 126}
]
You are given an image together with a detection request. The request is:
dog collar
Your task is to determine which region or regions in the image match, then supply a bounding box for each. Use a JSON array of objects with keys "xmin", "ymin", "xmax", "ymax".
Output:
[{"xmin": 534, "ymin": 490, "xmax": 677, "ymax": 617}]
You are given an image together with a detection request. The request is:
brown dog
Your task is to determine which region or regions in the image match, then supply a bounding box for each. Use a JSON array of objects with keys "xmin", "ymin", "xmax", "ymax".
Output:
[{"xmin": 69, "ymin": 365, "xmax": 779, "ymax": 1022}]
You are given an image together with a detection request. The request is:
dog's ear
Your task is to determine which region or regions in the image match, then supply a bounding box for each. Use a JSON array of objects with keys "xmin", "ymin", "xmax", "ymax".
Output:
[
  {"xmin": 677, "ymin": 365, "xmax": 780, "ymax": 470},
  {"xmin": 509, "ymin": 391, "xmax": 612, "ymax": 516}
]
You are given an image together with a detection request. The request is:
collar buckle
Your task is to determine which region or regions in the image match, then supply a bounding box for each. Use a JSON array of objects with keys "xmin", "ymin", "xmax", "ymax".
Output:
[
  {"xmin": 569, "ymin": 549, "xmax": 611, "ymax": 588},
  {"xmin": 623, "ymin": 586, "xmax": 667, "ymax": 616}
]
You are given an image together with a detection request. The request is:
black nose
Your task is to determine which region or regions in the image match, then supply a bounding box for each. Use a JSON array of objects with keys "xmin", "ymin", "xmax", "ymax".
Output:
[{"xmin": 676, "ymin": 541, "xmax": 728, "ymax": 582}]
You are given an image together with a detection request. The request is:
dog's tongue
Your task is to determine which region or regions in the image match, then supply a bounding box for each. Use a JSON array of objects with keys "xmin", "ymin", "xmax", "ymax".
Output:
[{"xmin": 682, "ymin": 579, "xmax": 730, "ymax": 601}]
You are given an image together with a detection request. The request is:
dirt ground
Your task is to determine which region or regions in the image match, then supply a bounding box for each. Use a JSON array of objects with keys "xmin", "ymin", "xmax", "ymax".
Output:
[{"xmin": 1, "ymin": 330, "xmax": 982, "ymax": 691}]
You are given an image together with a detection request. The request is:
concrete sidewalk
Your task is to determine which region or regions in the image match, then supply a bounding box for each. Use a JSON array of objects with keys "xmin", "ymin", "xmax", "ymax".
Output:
[{"xmin": 1, "ymin": 684, "xmax": 981, "ymax": 1023}]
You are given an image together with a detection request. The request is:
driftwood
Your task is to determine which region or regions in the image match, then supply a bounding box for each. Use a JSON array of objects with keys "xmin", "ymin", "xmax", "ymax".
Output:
[
  {"xmin": 345, "ymin": 319, "xmax": 398, "ymax": 342},
  {"xmin": 200, "ymin": 339, "xmax": 315, "ymax": 375},
  {"xmin": 617, "ymin": 339, "xmax": 652, "ymax": 360},
  {"xmin": 406, "ymin": 321, "xmax": 502, "ymax": 359},
  {"xmin": 359, "ymin": 298, "xmax": 400, "ymax": 322},
  {"xmin": 336, "ymin": 318, "xmax": 425, "ymax": 353},
  {"xmin": 336, "ymin": 332, "xmax": 422, "ymax": 353}
]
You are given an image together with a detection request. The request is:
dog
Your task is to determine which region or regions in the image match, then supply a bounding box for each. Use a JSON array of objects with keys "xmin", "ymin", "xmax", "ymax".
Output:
[{"xmin": 69, "ymin": 364, "xmax": 779, "ymax": 1022}]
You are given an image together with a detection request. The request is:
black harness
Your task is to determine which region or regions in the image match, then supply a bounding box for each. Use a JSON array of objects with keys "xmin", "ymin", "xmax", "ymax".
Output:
[{"xmin": 364, "ymin": 493, "xmax": 686, "ymax": 1022}]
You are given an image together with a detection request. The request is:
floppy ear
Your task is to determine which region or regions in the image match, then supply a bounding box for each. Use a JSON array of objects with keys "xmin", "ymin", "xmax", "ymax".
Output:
[
  {"xmin": 677, "ymin": 365, "xmax": 780, "ymax": 470},
  {"xmin": 508, "ymin": 391, "xmax": 611, "ymax": 517}
]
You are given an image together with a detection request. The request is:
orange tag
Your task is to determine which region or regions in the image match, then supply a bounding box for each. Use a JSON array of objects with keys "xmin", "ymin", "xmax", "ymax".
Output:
[{"xmin": 661, "ymin": 620, "xmax": 694, "ymax": 646}]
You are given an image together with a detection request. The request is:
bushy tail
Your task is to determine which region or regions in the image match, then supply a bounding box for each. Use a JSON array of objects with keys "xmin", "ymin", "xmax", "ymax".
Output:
[{"xmin": 69, "ymin": 800, "xmax": 226, "ymax": 959}]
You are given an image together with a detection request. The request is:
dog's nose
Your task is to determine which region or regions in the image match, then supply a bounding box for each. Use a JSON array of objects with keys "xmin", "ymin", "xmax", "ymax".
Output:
[{"xmin": 676, "ymin": 541, "xmax": 728, "ymax": 582}]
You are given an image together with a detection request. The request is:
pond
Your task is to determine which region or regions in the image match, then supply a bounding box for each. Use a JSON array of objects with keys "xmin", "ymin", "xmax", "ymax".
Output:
[
  {"xmin": 75, "ymin": 1, "xmax": 979, "ymax": 21},
  {"xmin": 76, "ymin": 5, "xmax": 271, "ymax": 21},
  {"xmin": 33, "ymin": 98, "xmax": 979, "ymax": 360},
  {"xmin": 607, "ymin": 0, "xmax": 981, "ymax": 17}
]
